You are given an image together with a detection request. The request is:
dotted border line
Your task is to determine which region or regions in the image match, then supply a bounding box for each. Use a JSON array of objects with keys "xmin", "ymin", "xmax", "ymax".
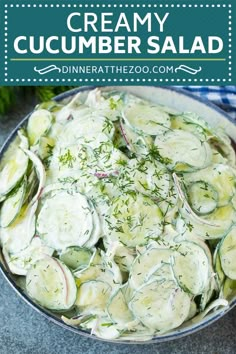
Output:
[
  {"xmin": 4, "ymin": 7, "xmax": 8, "ymax": 80},
  {"xmin": 6, "ymin": 78, "xmax": 229, "ymax": 83},
  {"xmin": 3, "ymin": 3, "xmax": 232, "ymax": 84},
  {"xmin": 228, "ymin": 6, "xmax": 232, "ymax": 82},
  {"xmin": 4, "ymin": 4, "xmax": 231, "ymax": 8}
]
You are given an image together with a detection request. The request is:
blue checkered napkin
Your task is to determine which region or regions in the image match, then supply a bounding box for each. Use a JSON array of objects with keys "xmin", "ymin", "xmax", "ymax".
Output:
[{"xmin": 180, "ymin": 86, "xmax": 236, "ymax": 119}]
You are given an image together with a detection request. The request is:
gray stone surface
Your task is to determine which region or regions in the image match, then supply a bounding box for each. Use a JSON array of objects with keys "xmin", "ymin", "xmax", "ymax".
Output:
[{"xmin": 0, "ymin": 102, "xmax": 236, "ymax": 354}]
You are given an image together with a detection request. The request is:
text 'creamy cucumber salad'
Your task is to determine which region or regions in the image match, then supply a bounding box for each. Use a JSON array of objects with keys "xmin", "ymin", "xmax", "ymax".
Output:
[{"xmin": 0, "ymin": 89, "xmax": 236, "ymax": 341}]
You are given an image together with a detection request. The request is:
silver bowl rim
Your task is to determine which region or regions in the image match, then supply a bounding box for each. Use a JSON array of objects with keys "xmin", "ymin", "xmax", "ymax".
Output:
[{"xmin": 0, "ymin": 85, "xmax": 235, "ymax": 344}]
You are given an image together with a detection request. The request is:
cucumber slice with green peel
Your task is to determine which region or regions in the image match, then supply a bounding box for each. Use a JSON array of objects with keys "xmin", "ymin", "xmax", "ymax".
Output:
[
  {"xmin": 171, "ymin": 241, "xmax": 210, "ymax": 295},
  {"xmin": 3, "ymin": 237, "xmax": 54, "ymax": 276},
  {"xmin": 123, "ymin": 101, "xmax": 171, "ymax": 136},
  {"xmin": 23, "ymin": 169, "xmax": 38, "ymax": 205},
  {"xmin": 59, "ymin": 247, "xmax": 93, "ymax": 271},
  {"xmin": 27, "ymin": 109, "xmax": 53, "ymax": 146},
  {"xmin": 104, "ymin": 192, "xmax": 163, "ymax": 247},
  {"xmin": 37, "ymin": 190, "xmax": 99, "ymax": 250},
  {"xmin": 174, "ymin": 175, "xmax": 236, "ymax": 239},
  {"xmin": 0, "ymin": 178, "xmax": 27, "ymax": 228},
  {"xmin": 154, "ymin": 130, "xmax": 212, "ymax": 172},
  {"xmin": 170, "ymin": 114, "xmax": 208, "ymax": 140},
  {"xmin": 102, "ymin": 250, "xmax": 123, "ymax": 285},
  {"xmin": 109, "ymin": 242, "xmax": 135, "ymax": 273},
  {"xmin": 59, "ymin": 115, "xmax": 115, "ymax": 146},
  {"xmin": 36, "ymin": 100, "xmax": 64, "ymax": 113},
  {"xmin": 26, "ymin": 256, "xmax": 77, "ymax": 311},
  {"xmin": 222, "ymin": 278, "xmax": 236, "ymax": 300},
  {"xmin": 119, "ymin": 120, "xmax": 153, "ymax": 156},
  {"xmin": 184, "ymin": 164, "xmax": 236, "ymax": 207},
  {"xmin": 213, "ymin": 245, "xmax": 225, "ymax": 289},
  {"xmin": 76, "ymin": 280, "xmax": 112, "ymax": 315},
  {"xmin": 209, "ymin": 132, "xmax": 236, "ymax": 166},
  {"xmin": 75, "ymin": 264, "xmax": 105, "ymax": 286},
  {"xmin": 129, "ymin": 280, "xmax": 191, "ymax": 332},
  {"xmin": 149, "ymin": 263, "xmax": 174, "ymax": 283},
  {"xmin": 187, "ymin": 181, "xmax": 218, "ymax": 215},
  {"xmin": 107, "ymin": 287, "xmax": 134, "ymax": 325},
  {"xmin": 0, "ymin": 144, "xmax": 28, "ymax": 198},
  {"xmin": 200, "ymin": 277, "xmax": 217, "ymax": 312},
  {"xmin": 36, "ymin": 136, "xmax": 55, "ymax": 161},
  {"xmin": 1, "ymin": 202, "xmax": 37, "ymax": 254},
  {"xmin": 219, "ymin": 226, "xmax": 236, "ymax": 280},
  {"xmin": 86, "ymin": 90, "xmax": 124, "ymax": 122},
  {"xmin": 131, "ymin": 158, "xmax": 171, "ymax": 200},
  {"xmin": 181, "ymin": 204, "xmax": 236, "ymax": 239},
  {"xmin": 129, "ymin": 247, "xmax": 173, "ymax": 289},
  {"xmin": 74, "ymin": 253, "xmax": 122, "ymax": 289},
  {"xmin": 23, "ymin": 149, "xmax": 46, "ymax": 204}
]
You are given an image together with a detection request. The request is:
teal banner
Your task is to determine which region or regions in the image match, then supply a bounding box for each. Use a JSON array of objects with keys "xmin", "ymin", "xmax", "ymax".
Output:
[{"xmin": 0, "ymin": 0, "xmax": 235, "ymax": 85}]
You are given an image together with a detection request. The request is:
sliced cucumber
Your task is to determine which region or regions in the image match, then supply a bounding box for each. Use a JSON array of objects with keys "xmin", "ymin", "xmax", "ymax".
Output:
[
  {"xmin": 200, "ymin": 277, "xmax": 217, "ymax": 312},
  {"xmin": 76, "ymin": 280, "xmax": 112, "ymax": 315},
  {"xmin": 107, "ymin": 287, "xmax": 134, "ymax": 325},
  {"xmin": 27, "ymin": 109, "xmax": 53, "ymax": 146},
  {"xmin": 74, "ymin": 252, "xmax": 122, "ymax": 290},
  {"xmin": 187, "ymin": 181, "xmax": 218, "ymax": 215},
  {"xmin": 219, "ymin": 226, "xmax": 236, "ymax": 280},
  {"xmin": 129, "ymin": 280, "xmax": 191, "ymax": 332},
  {"xmin": 104, "ymin": 192, "xmax": 163, "ymax": 247},
  {"xmin": 36, "ymin": 136, "xmax": 55, "ymax": 161},
  {"xmin": 48, "ymin": 144, "xmax": 92, "ymax": 182},
  {"xmin": 59, "ymin": 247, "xmax": 93, "ymax": 271},
  {"xmin": 1, "ymin": 202, "xmax": 37, "ymax": 254},
  {"xmin": 213, "ymin": 245, "xmax": 225, "ymax": 289},
  {"xmin": 170, "ymin": 112, "xmax": 211, "ymax": 140},
  {"xmin": 123, "ymin": 100, "xmax": 171, "ymax": 135},
  {"xmin": 175, "ymin": 175, "xmax": 236, "ymax": 239},
  {"xmin": 181, "ymin": 204, "xmax": 236, "ymax": 240},
  {"xmin": 150, "ymin": 263, "xmax": 174, "ymax": 283},
  {"xmin": 209, "ymin": 132, "xmax": 236, "ymax": 166},
  {"xmin": 0, "ymin": 178, "xmax": 27, "ymax": 228},
  {"xmin": 36, "ymin": 100, "xmax": 64, "ymax": 113},
  {"xmin": 92, "ymin": 142, "xmax": 128, "ymax": 173},
  {"xmin": 102, "ymin": 250, "xmax": 123, "ymax": 285},
  {"xmin": 222, "ymin": 278, "xmax": 236, "ymax": 300},
  {"xmin": 129, "ymin": 247, "xmax": 173, "ymax": 289},
  {"xmin": 23, "ymin": 149, "xmax": 46, "ymax": 204},
  {"xmin": 3, "ymin": 237, "xmax": 53, "ymax": 276},
  {"xmin": 110, "ymin": 243, "xmax": 135, "ymax": 273},
  {"xmin": 154, "ymin": 130, "xmax": 211, "ymax": 172},
  {"xmin": 37, "ymin": 190, "xmax": 99, "ymax": 250},
  {"xmin": 131, "ymin": 158, "xmax": 171, "ymax": 201},
  {"xmin": 26, "ymin": 256, "xmax": 77, "ymax": 310},
  {"xmin": 59, "ymin": 115, "xmax": 115, "ymax": 146},
  {"xmin": 119, "ymin": 120, "xmax": 153, "ymax": 156},
  {"xmin": 171, "ymin": 241, "xmax": 210, "ymax": 295},
  {"xmin": 86, "ymin": 89, "xmax": 124, "ymax": 122},
  {"xmin": 184, "ymin": 164, "xmax": 236, "ymax": 207},
  {"xmin": 0, "ymin": 140, "xmax": 28, "ymax": 198}
]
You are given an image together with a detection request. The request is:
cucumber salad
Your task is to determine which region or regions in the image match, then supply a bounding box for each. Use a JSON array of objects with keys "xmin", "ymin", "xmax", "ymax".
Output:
[{"xmin": 0, "ymin": 89, "xmax": 236, "ymax": 341}]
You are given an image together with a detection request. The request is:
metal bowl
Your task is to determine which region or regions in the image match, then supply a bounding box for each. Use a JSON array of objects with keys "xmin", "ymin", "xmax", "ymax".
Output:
[{"xmin": 0, "ymin": 86, "xmax": 236, "ymax": 344}]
